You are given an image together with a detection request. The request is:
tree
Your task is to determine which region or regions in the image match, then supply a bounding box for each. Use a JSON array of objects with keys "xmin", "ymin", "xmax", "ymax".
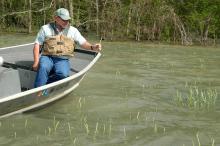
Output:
[{"xmin": 0, "ymin": 0, "xmax": 220, "ymax": 45}]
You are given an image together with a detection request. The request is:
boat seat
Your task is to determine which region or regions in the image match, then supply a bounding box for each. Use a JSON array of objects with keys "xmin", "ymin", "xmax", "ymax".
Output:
[
  {"xmin": 17, "ymin": 68, "xmax": 36, "ymax": 90},
  {"xmin": 0, "ymin": 67, "xmax": 21, "ymax": 98}
]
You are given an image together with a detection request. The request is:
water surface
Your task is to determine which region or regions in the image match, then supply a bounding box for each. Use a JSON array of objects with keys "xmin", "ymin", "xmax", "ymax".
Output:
[{"xmin": 0, "ymin": 35, "xmax": 219, "ymax": 146}]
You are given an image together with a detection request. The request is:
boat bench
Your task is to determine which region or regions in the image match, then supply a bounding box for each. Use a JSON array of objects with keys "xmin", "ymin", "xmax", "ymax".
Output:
[
  {"xmin": 0, "ymin": 67, "xmax": 21, "ymax": 98},
  {"xmin": 17, "ymin": 68, "xmax": 36, "ymax": 91}
]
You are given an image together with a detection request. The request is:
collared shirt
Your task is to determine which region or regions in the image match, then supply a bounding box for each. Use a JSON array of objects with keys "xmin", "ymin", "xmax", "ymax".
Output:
[{"xmin": 34, "ymin": 23, "xmax": 86, "ymax": 46}]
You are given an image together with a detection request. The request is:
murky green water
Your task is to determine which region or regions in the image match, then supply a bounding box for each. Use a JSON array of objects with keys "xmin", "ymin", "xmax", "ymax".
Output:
[{"xmin": 0, "ymin": 34, "xmax": 220, "ymax": 146}]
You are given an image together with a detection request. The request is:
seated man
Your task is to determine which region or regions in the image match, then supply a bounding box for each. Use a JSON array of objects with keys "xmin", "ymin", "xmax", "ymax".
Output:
[{"xmin": 33, "ymin": 8, "xmax": 101, "ymax": 88}]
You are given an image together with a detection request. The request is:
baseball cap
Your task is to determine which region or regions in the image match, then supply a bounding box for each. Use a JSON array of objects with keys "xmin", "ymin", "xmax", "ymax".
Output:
[{"xmin": 55, "ymin": 8, "xmax": 71, "ymax": 20}]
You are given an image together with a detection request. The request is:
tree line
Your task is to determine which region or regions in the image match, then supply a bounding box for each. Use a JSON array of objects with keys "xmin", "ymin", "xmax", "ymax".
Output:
[{"xmin": 0, "ymin": 0, "xmax": 220, "ymax": 45}]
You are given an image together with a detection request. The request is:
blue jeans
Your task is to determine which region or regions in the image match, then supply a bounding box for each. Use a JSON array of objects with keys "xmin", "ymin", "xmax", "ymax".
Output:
[{"xmin": 34, "ymin": 56, "xmax": 70, "ymax": 88}]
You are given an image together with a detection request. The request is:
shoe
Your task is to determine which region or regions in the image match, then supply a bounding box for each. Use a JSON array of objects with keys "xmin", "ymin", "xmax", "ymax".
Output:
[{"xmin": 37, "ymin": 89, "xmax": 48, "ymax": 97}]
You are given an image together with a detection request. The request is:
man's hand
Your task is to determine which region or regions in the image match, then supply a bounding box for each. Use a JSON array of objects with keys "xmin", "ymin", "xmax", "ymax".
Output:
[
  {"xmin": 32, "ymin": 62, "xmax": 39, "ymax": 71},
  {"xmin": 92, "ymin": 43, "xmax": 102, "ymax": 52},
  {"xmin": 81, "ymin": 41, "xmax": 102, "ymax": 52}
]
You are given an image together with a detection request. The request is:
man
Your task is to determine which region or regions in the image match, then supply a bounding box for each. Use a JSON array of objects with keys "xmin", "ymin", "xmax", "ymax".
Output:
[{"xmin": 33, "ymin": 8, "xmax": 101, "ymax": 88}]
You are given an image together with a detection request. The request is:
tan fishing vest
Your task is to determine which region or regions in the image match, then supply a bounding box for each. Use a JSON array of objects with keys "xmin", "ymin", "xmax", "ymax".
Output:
[{"xmin": 42, "ymin": 23, "xmax": 75, "ymax": 57}]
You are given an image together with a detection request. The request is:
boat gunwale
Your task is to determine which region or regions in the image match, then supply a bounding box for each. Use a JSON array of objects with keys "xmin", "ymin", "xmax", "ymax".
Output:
[{"xmin": 0, "ymin": 43, "xmax": 101, "ymax": 103}]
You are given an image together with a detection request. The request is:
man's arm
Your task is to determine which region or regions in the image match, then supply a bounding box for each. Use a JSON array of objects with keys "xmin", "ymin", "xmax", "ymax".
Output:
[
  {"xmin": 81, "ymin": 41, "xmax": 102, "ymax": 52},
  {"xmin": 32, "ymin": 26, "xmax": 45, "ymax": 71},
  {"xmin": 32, "ymin": 43, "xmax": 40, "ymax": 71}
]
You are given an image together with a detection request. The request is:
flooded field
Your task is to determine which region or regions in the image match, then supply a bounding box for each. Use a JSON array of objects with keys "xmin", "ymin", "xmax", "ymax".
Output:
[{"xmin": 0, "ymin": 35, "xmax": 219, "ymax": 146}]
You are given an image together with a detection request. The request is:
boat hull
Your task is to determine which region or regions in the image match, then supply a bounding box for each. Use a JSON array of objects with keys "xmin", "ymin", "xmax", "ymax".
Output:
[{"xmin": 0, "ymin": 43, "xmax": 101, "ymax": 118}]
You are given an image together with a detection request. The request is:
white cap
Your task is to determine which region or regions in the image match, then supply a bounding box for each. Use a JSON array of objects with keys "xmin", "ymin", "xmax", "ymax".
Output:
[{"xmin": 55, "ymin": 8, "xmax": 71, "ymax": 20}]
